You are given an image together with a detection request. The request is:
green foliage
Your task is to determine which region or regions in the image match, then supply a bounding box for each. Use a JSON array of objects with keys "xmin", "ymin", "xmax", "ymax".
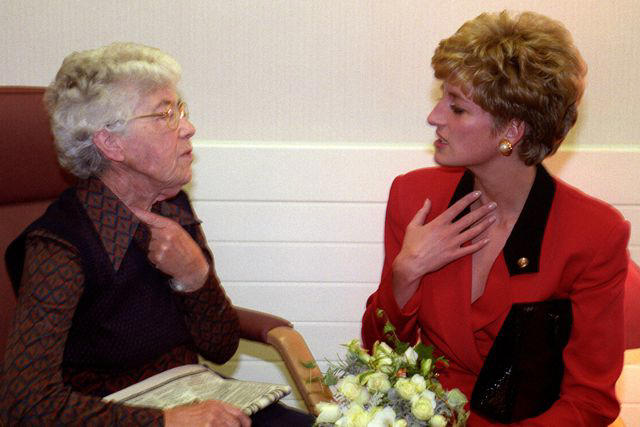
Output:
[
  {"xmin": 323, "ymin": 369, "xmax": 339, "ymax": 386},
  {"xmin": 300, "ymin": 360, "xmax": 317, "ymax": 369},
  {"xmin": 414, "ymin": 342, "xmax": 433, "ymax": 361},
  {"xmin": 383, "ymin": 321, "xmax": 396, "ymax": 335}
]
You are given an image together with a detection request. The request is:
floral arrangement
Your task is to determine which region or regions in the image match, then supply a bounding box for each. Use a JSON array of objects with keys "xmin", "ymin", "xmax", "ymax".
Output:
[{"xmin": 311, "ymin": 310, "xmax": 469, "ymax": 427}]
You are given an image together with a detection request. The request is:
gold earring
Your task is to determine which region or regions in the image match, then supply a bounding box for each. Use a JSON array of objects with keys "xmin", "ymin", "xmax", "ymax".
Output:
[{"xmin": 498, "ymin": 140, "xmax": 513, "ymax": 156}]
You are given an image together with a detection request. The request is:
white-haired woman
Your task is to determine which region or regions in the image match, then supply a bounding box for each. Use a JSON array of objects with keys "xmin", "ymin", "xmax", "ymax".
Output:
[{"xmin": 1, "ymin": 43, "xmax": 313, "ymax": 427}]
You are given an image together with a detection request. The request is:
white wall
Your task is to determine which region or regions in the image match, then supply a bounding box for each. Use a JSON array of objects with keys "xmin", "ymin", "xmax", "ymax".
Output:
[
  {"xmin": 3, "ymin": 0, "xmax": 640, "ymax": 422},
  {"xmin": 2, "ymin": 0, "xmax": 640, "ymax": 147}
]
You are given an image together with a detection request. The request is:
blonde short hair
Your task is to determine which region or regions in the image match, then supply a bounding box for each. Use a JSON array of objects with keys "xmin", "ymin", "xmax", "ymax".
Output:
[
  {"xmin": 44, "ymin": 42, "xmax": 182, "ymax": 178},
  {"xmin": 432, "ymin": 11, "xmax": 586, "ymax": 165}
]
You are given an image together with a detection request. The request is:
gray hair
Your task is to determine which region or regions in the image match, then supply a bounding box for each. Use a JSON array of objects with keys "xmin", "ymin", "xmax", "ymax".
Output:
[{"xmin": 44, "ymin": 42, "xmax": 182, "ymax": 178}]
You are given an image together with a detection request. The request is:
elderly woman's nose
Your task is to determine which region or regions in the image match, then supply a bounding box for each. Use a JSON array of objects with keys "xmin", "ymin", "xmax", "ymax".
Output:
[{"xmin": 180, "ymin": 118, "xmax": 196, "ymax": 138}]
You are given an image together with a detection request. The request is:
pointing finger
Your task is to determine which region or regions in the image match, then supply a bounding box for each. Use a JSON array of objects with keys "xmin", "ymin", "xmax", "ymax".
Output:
[{"xmin": 130, "ymin": 206, "xmax": 168, "ymax": 229}]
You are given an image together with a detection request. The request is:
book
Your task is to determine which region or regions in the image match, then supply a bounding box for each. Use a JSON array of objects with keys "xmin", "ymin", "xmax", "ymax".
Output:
[{"xmin": 103, "ymin": 364, "xmax": 291, "ymax": 415}]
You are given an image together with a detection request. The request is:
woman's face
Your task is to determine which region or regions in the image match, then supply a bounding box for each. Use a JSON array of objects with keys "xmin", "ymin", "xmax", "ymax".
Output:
[
  {"xmin": 427, "ymin": 82, "xmax": 504, "ymax": 169},
  {"xmin": 119, "ymin": 86, "xmax": 196, "ymax": 197}
]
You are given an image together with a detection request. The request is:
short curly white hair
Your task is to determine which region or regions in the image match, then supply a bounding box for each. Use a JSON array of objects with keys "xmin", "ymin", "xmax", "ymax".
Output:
[{"xmin": 44, "ymin": 42, "xmax": 182, "ymax": 178}]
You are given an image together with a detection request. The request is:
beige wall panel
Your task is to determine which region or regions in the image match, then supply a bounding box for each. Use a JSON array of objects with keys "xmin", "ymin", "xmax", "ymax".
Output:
[{"xmin": 2, "ymin": 1, "xmax": 640, "ymax": 147}]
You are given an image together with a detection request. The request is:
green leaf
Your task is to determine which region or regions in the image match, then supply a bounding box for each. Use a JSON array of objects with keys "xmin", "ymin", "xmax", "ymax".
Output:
[
  {"xmin": 300, "ymin": 360, "xmax": 317, "ymax": 369},
  {"xmin": 383, "ymin": 321, "xmax": 396, "ymax": 334},
  {"xmin": 414, "ymin": 342, "xmax": 434, "ymax": 361},
  {"xmin": 324, "ymin": 370, "xmax": 338, "ymax": 386},
  {"xmin": 394, "ymin": 341, "xmax": 409, "ymax": 355}
]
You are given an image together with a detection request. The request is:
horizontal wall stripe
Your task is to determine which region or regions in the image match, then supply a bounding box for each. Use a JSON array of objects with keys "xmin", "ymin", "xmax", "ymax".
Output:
[
  {"xmin": 212, "ymin": 242, "xmax": 384, "ymax": 283},
  {"xmin": 190, "ymin": 143, "xmax": 640, "ymax": 205},
  {"xmin": 226, "ymin": 282, "xmax": 376, "ymax": 322}
]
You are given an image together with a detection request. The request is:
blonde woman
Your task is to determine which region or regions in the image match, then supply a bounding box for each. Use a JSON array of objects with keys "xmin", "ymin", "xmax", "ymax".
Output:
[{"xmin": 363, "ymin": 11, "xmax": 629, "ymax": 426}]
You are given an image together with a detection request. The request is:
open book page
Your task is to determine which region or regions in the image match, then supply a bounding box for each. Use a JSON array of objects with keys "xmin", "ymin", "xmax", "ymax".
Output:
[{"xmin": 103, "ymin": 364, "xmax": 291, "ymax": 415}]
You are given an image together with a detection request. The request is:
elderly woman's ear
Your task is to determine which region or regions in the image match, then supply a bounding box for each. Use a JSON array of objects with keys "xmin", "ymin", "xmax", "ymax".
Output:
[{"xmin": 92, "ymin": 129, "xmax": 125, "ymax": 162}]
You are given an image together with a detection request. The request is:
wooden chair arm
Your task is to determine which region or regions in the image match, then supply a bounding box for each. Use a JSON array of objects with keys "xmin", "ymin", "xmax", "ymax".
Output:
[
  {"xmin": 235, "ymin": 306, "xmax": 292, "ymax": 343},
  {"xmin": 233, "ymin": 306, "xmax": 333, "ymax": 413},
  {"xmin": 609, "ymin": 417, "xmax": 625, "ymax": 427},
  {"xmin": 266, "ymin": 326, "xmax": 333, "ymax": 415}
]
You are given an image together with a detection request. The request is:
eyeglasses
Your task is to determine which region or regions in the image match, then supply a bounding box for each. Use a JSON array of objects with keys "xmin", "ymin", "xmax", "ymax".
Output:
[{"xmin": 128, "ymin": 100, "xmax": 189, "ymax": 130}]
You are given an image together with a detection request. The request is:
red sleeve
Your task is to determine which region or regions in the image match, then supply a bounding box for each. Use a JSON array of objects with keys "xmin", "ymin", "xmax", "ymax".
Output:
[
  {"xmin": 511, "ymin": 219, "xmax": 630, "ymax": 426},
  {"xmin": 174, "ymin": 223, "xmax": 240, "ymax": 364},
  {"xmin": 0, "ymin": 232, "xmax": 164, "ymax": 426},
  {"xmin": 361, "ymin": 176, "xmax": 423, "ymax": 349}
]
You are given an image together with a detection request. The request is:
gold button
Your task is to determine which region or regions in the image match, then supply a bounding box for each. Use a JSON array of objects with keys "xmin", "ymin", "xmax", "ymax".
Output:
[{"xmin": 517, "ymin": 257, "xmax": 529, "ymax": 268}]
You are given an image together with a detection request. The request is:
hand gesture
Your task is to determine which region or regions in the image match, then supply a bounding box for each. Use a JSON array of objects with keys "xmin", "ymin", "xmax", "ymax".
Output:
[
  {"xmin": 131, "ymin": 207, "xmax": 209, "ymax": 291},
  {"xmin": 164, "ymin": 400, "xmax": 252, "ymax": 427},
  {"xmin": 392, "ymin": 191, "xmax": 496, "ymax": 307}
]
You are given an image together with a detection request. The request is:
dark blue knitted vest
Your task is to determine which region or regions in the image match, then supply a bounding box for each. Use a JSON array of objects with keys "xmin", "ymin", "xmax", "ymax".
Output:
[{"xmin": 6, "ymin": 188, "xmax": 194, "ymax": 372}]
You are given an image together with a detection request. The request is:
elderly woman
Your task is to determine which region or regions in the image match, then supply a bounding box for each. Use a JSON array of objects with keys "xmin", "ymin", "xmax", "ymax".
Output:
[
  {"xmin": 362, "ymin": 11, "xmax": 629, "ymax": 426},
  {"xmin": 0, "ymin": 43, "xmax": 313, "ymax": 426}
]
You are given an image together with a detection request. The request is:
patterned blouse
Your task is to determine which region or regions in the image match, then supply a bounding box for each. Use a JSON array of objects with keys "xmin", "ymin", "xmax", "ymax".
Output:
[{"xmin": 1, "ymin": 177, "xmax": 240, "ymax": 425}]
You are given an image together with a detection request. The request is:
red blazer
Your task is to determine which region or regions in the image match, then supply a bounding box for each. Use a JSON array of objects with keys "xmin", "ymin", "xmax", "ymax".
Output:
[{"xmin": 362, "ymin": 166, "xmax": 630, "ymax": 426}]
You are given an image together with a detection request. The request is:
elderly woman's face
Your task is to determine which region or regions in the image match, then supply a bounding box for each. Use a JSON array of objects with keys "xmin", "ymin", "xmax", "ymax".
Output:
[
  {"xmin": 119, "ymin": 86, "xmax": 195, "ymax": 196},
  {"xmin": 427, "ymin": 82, "xmax": 504, "ymax": 169}
]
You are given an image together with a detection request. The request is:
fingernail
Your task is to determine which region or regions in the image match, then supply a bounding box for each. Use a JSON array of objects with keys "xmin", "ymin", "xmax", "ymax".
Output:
[
  {"xmin": 488, "ymin": 215, "xmax": 497, "ymax": 223},
  {"xmin": 473, "ymin": 191, "xmax": 481, "ymax": 197},
  {"xmin": 487, "ymin": 202, "xmax": 497, "ymax": 210}
]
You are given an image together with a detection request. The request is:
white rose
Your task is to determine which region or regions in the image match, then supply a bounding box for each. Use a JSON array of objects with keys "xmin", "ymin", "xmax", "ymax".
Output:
[
  {"xmin": 420, "ymin": 390, "xmax": 437, "ymax": 412},
  {"xmin": 365, "ymin": 372, "xmax": 392, "ymax": 393},
  {"xmin": 394, "ymin": 420, "xmax": 408, "ymax": 427},
  {"xmin": 347, "ymin": 339, "xmax": 372, "ymax": 363},
  {"xmin": 334, "ymin": 416, "xmax": 347, "ymax": 427},
  {"xmin": 373, "ymin": 341, "xmax": 394, "ymax": 358},
  {"xmin": 394, "ymin": 378, "xmax": 418, "ymax": 400},
  {"xmin": 410, "ymin": 374, "xmax": 427, "ymax": 393},
  {"xmin": 353, "ymin": 386, "xmax": 370, "ymax": 406},
  {"xmin": 403, "ymin": 347, "xmax": 418, "ymax": 366},
  {"xmin": 343, "ymin": 404, "xmax": 371, "ymax": 427},
  {"xmin": 338, "ymin": 375, "xmax": 363, "ymax": 402},
  {"xmin": 429, "ymin": 414, "xmax": 447, "ymax": 427},
  {"xmin": 410, "ymin": 394, "xmax": 434, "ymax": 421},
  {"xmin": 340, "ymin": 382, "xmax": 361, "ymax": 402},
  {"xmin": 367, "ymin": 406, "xmax": 396, "ymax": 427},
  {"xmin": 375, "ymin": 356, "xmax": 395, "ymax": 375},
  {"xmin": 315, "ymin": 402, "xmax": 342, "ymax": 424}
]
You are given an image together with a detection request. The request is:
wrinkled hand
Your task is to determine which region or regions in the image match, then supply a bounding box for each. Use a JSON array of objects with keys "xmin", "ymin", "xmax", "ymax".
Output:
[
  {"xmin": 164, "ymin": 400, "xmax": 252, "ymax": 427},
  {"xmin": 131, "ymin": 207, "xmax": 209, "ymax": 291},
  {"xmin": 392, "ymin": 191, "xmax": 496, "ymax": 307}
]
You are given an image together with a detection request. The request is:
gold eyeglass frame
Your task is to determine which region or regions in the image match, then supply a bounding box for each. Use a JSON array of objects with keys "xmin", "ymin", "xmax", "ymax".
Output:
[{"xmin": 128, "ymin": 100, "xmax": 188, "ymax": 130}]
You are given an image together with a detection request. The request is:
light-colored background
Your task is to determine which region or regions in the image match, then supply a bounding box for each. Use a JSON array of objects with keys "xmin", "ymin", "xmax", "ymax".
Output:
[{"xmin": 2, "ymin": 0, "xmax": 639, "ymax": 423}]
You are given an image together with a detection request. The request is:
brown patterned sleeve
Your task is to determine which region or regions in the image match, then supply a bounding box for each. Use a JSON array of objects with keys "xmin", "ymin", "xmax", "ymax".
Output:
[
  {"xmin": 0, "ymin": 231, "xmax": 164, "ymax": 426},
  {"xmin": 174, "ymin": 224, "xmax": 240, "ymax": 364}
]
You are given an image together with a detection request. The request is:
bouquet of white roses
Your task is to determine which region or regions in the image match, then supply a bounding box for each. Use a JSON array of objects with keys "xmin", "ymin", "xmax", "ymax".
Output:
[{"xmin": 312, "ymin": 310, "xmax": 469, "ymax": 427}]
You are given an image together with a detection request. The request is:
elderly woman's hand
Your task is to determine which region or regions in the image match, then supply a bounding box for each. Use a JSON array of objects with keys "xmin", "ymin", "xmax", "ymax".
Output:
[
  {"xmin": 132, "ymin": 207, "xmax": 210, "ymax": 292},
  {"xmin": 391, "ymin": 191, "xmax": 497, "ymax": 308},
  {"xmin": 164, "ymin": 400, "xmax": 252, "ymax": 427}
]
